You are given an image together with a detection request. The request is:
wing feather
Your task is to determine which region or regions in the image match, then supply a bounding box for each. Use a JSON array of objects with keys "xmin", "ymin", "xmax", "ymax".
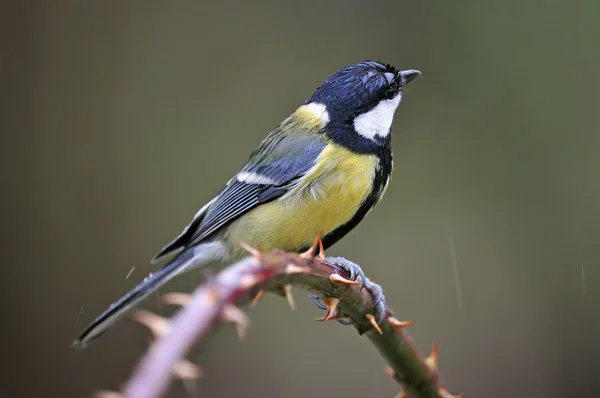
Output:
[
  {"xmin": 192, "ymin": 181, "xmax": 260, "ymax": 240},
  {"xmin": 152, "ymin": 130, "xmax": 327, "ymax": 260}
]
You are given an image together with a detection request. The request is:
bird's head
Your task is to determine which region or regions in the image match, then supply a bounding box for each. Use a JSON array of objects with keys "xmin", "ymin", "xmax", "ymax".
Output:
[{"xmin": 303, "ymin": 61, "xmax": 420, "ymax": 152}]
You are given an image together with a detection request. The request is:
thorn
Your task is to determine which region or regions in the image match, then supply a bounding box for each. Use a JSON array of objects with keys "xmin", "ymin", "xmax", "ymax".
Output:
[
  {"xmin": 426, "ymin": 342, "xmax": 439, "ymax": 370},
  {"xmin": 94, "ymin": 391, "xmax": 122, "ymax": 398},
  {"xmin": 283, "ymin": 284, "xmax": 295, "ymax": 310},
  {"xmin": 240, "ymin": 274, "xmax": 258, "ymax": 289},
  {"xmin": 329, "ymin": 273, "xmax": 360, "ymax": 286},
  {"xmin": 315, "ymin": 297, "xmax": 340, "ymax": 321},
  {"xmin": 133, "ymin": 310, "xmax": 169, "ymax": 338},
  {"xmin": 222, "ymin": 304, "xmax": 249, "ymax": 341},
  {"xmin": 301, "ymin": 232, "xmax": 322, "ymax": 259},
  {"xmin": 206, "ymin": 286, "xmax": 220, "ymax": 304},
  {"xmin": 163, "ymin": 292, "xmax": 191, "ymax": 307},
  {"xmin": 370, "ymin": 273, "xmax": 376, "ymax": 282},
  {"xmin": 384, "ymin": 366, "xmax": 395, "ymax": 378},
  {"xmin": 173, "ymin": 360, "xmax": 203, "ymax": 380},
  {"xmin": 366, "ymin": 314, "xmax": 382, "ymax": 334},
  {"xmin": 438, "ymin": 388, "xmax": 462, "ymax": 398},
  {"xmin": 286, "ymin": 263, "xmax": 310, "ymax": 274},
  {"xmin": 317, "ymin": 233, "xmax": 326, "ymax": 260},
  {"xmin": 251, "ymin": 289, "xmax": 264, "ymax": 307},
  {"xmin": 238, "ymin": 240, "xmax": 261, "ymax": 257},
  {"xmin": 388, "ymin": 316, "xmax": 412, "ymax": 328}
]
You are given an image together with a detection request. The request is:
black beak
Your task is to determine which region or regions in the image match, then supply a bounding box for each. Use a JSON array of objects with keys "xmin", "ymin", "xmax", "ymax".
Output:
[{"xmin": 398, "ymin": 69, "xmax": 421, "ymax": 86}]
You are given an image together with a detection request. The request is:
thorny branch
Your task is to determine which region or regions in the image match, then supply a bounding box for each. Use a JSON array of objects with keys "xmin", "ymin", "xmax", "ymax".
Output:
[{"xmin": 97, "ymin": 239, "xmax": 463, "ymax": 398}]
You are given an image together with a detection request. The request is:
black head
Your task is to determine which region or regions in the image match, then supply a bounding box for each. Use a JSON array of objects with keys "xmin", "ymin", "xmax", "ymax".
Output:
[{"xmin": 306, "ymin": 61, "xmax": 420, "ymax": 153}]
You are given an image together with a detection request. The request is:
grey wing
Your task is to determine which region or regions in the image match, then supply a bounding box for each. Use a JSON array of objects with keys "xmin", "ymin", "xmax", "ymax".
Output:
[{"xmin": 151, "ymin": 133, "xmax": 326, "ymax": 263}]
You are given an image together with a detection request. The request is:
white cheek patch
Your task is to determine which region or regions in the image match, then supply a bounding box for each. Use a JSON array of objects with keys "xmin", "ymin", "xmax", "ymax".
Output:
[
  {"xmin": 353, "ymin": 93, "xmax": 402, "ymax": 141},
  {"xmin": 236, "ymin": 171, "xmax": 276, "ymax": 185},
  {"xmin": 303, "ymin": 102, "xmax": 330, "ymax": 125}
]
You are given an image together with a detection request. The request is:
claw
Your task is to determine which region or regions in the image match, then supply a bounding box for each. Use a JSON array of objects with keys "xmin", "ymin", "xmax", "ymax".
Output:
[
  {"xmin": 222, "ymin": 304, "xmax": 249, "ymax": 341},
  {"xmin": 301, "ymin": 232, "xmax": 323, "ymax": 259},
  {"xmin": 426, "ymin": 342, "xmax": 439, "ymax": 370},
  {"xmin": 251, "ymin": 289, "xmax": 264, "ymax": 307},
  {"xmin": 163, "ymin": 292, "xmax": 191, "ymax": 307},
  {"xmin": 388, "ymin": 316, "xmax": 412, "ymax": 328},
  {"xmin": 238, "ymin": 241, "xmax": 261, "ymax": 257},
  {"xmin": 366, "ymin": 313, "xmax": 382, "ymax": 334},
  {"xmin": 315, "ymin": 297, "xmax": 340, "ymax": 321},
  {"xmin": 329, "ymin": 273, "xmax": 360, "ymax": 286},
  {"xmin": 133, "ymin": 310, "xmax": 169, "ymax": 338},
  {"xmin": 283, "ymin": 284, "xmax": 295, "ymax": 310},
  {"xmin": 335, "ymin": 317, "xmax": 354, "ymax": 325},
  {"xmin": 309, "ymin": 293, "xmax": 327, "ymax": 310}
]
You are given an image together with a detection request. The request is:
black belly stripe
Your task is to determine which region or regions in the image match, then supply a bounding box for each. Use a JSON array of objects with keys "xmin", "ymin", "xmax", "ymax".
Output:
[{"xmin": 307, "ymin": 146, "xmax": 393, "ymax": 252}]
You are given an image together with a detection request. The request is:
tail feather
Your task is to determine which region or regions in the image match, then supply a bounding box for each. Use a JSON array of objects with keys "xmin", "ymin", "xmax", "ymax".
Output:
[{"xmin": 72, "ymin": 242, "xmax": 224, "ymax": 349}]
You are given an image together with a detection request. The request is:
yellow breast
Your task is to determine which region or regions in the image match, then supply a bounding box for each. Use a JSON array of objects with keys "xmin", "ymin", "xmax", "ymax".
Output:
[{"xmin": 222, "ymin": 144, "xmax": 378, "ymax": 260}]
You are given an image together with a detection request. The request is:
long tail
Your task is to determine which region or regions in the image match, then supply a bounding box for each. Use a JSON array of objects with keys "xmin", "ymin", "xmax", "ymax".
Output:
[{"xmin": 72, "ymin": 242, "xmax": 224, "ymax": 349}]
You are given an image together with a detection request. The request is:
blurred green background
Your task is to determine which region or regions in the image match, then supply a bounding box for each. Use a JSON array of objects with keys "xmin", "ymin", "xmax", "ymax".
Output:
[{"xmin": 2, "ymin": 1, "xmax": 600, "ymax": 397}]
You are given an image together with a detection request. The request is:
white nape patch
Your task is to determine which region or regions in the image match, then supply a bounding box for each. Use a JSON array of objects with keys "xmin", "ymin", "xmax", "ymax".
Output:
[
  {"xmin": 353, "ymin": 93, "xmax": 402, "ymax": 141},
  {"xmin": 304, "ymin": 102, "xmax": 330, "ymax": 125},
  {"xmin": 236, "ymin": 171, "xmax": 276, "ymax": 185}
]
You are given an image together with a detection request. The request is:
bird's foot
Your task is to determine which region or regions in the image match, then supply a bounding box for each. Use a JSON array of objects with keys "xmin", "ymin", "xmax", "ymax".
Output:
[
  {"xmin": 327, "ymin": 256, "xmax": 367, "ymax": 291},
  {"xmin": 309, "ymin": 257, "xmax": 386, "ymax": 332}
]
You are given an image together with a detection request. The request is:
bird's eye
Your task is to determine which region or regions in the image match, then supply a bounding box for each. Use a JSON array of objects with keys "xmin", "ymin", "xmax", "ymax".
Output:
[{"xmin": 384, "ymin": 85, "xmax": 399, "ymax": 100}]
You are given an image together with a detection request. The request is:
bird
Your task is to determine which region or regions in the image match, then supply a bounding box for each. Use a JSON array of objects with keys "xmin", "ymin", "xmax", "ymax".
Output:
[{"xmin": 73, "ymin": 61, "xmax": 420, "ymax": 349}]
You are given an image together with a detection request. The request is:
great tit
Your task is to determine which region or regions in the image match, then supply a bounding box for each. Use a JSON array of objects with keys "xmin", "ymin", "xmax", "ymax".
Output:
[{"xmin": 73, "ymin": 61, "xmax": 420, "ymax": 348}]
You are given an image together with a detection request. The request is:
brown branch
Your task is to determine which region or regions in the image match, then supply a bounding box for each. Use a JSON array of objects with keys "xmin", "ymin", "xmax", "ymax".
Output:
[{"xmin": 97, "ymin": 247, "xmax": 463, "ymax": 398}]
